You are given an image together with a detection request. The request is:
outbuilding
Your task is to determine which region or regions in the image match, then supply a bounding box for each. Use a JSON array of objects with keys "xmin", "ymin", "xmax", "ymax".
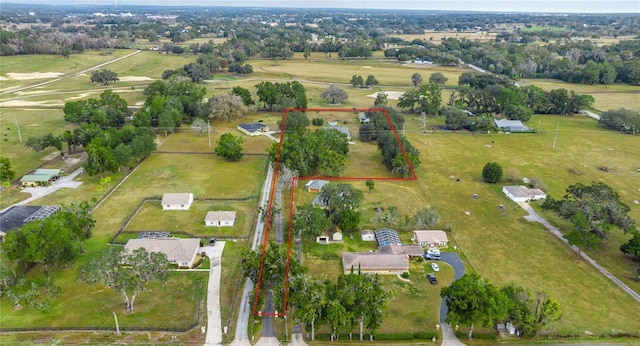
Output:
[
  {"xmin": 503, "ymin": 186, "xmax": 547, "ymax": 203},
  {"xmin": 205, "ymin": 211, "xmax": 236, "ymax": 227},
  {"xmin": 161, "ymin": 193, "xmax": 194, "ymax": 210},
  {"xmin": 238, "ymin": 123, "xmax": 270, "ymax": 136}
]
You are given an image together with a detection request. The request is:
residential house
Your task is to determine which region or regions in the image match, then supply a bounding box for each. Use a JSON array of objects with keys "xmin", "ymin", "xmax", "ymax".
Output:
[
  {"xmin": 305, "ymin": 179, "xmax": 329, "ymax": 193},
  {"xmin": 161, "ymin": 193, "xmax": 194, "ymax": 210},
  {"xmin": 503, "ymin": 186, "xmax": 547, "ymax": 203},
  {"xmin": 494, "ymin": 119, "xmax": 530, "ymax": 133},
  {"xmin": 238, "ymin": 123, "xmax": 269, "ymax": 136},
  {"xmin": 0, "ymin": 205, "xmax": 60, "ymax": 241},
  {"xmin": 342, "ymin": 252, "xmax": 409, "ymax": 275},
  {"xmin": 361, "ymin": 229, "xmax": 375, "ymax": 241},
  {"xmin": 125, "ymin": 238, "xmax": 201, "ymax": 269},
  {"xmin": 205, "ymin": 211, "xmax": 236, "ymax": 227},
  {"xmin": 413, "ymin": 230, "xmax": 449, "ymax": 248}
]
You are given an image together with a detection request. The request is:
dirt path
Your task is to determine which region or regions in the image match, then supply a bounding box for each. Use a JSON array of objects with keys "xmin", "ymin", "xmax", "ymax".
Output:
[
  {"xmin": 0, "ymin": 50, "xmax": 142, "ymax": 96},
  {"xmin": 518, "ymin": 202, "xmax": 640, "ymax": 303}
]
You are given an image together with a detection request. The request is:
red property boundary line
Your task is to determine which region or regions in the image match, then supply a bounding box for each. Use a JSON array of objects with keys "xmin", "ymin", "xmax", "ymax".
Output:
[{"xmin": 253, "ymin": 108, "xmax": 417, "ymax": 317}]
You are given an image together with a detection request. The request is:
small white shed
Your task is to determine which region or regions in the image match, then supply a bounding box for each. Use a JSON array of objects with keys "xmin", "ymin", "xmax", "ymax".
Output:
[
  {"xmin": 162, "ymin": 193, "xmax": 194, "ymax": 210},
  {"xmin": 205, "ymin": 211, "xmax": 236, "ymax": 227}
]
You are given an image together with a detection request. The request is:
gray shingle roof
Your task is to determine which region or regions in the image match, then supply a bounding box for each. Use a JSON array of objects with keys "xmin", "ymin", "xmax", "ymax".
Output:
[
  {"xmin": 342, "ymin": 252, "xmax": 409, "ymax": 273},
  {"xmin": 125, "ymin": 238, "xmax": 200, "ymax": 265},
  {"xmin": 162, "ymin": 193, "xmax": 193, "ymax": 205}
]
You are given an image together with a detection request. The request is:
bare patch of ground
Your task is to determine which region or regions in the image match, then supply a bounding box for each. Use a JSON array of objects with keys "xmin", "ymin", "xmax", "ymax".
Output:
[
  {"xmin": 0, "ymin": 76, "xmax": 8, "ymax": 81},
  {"xmin": 118, "ymin": 76, "xmax": 155, "ymax": 82},
  {"xmin": 0, "ymin": 100, "xmax": 64, "ymax": 107},
  {"xmin": 362, "ymin": 66, "xmax": 374, "ymax": 69},
  {"xmin": 6, "ymin": 72, "xmax": 64, "ymax": 80},
  {"xmin": 65, "ymin": 92, "xmax": 95, "ymax": 101},
  {"xmin": 367, "ymin": 91, "xmax": 404, "ymax": 100}
]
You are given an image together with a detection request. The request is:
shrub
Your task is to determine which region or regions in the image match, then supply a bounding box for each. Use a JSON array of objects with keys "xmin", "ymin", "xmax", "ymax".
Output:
[
  {"xmin": 401, "ymin": 272, "xmax": 410, "ymax": 278},
  {"xmin": 504, "ymin": 167, "xmax": 521, "ymax": 182},
  {"xmin": 529, "ymin": 176, "xmax": 548, "ymax": 191},
  {"xmin": 482, "ymin": 162, "xmax": 503, "ymax": 183},
  {"xmin": 312, "ymin": 117, "xmax": 324, "ymax": 126}
]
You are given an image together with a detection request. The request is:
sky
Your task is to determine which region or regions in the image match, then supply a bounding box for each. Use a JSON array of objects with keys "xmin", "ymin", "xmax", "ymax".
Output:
[{"xmin": 4, "ymin": 0, "xmax": 640, "ymax": 13}]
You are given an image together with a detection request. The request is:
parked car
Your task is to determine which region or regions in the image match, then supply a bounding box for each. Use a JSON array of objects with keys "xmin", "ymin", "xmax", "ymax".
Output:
[
  {"xmin": 424, "ymin": 252, "xmax": 441, "ymax": 260},
  {"xmin": 431, "ymin": 263, "xmax": 440, "ymax": 272},
  {"xmin": 427, "ymin": 273, "xmax": 437, "ymax": 285}
]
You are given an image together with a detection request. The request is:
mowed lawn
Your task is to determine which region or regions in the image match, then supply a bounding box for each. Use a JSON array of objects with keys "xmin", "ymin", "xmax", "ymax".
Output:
[
  {"xmin": 91, "ymin": 153, "xmax": 267, "ymax": 237},
  {"xmin": 404, "ymin": 114, "xmax": 640, "ymax": 335}
]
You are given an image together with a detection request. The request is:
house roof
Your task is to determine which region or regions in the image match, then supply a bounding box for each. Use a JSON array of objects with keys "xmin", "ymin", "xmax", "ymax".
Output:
[
  {"xmin": 324, "ymin": 125, "xmax": 351, "ymax": 138},
  {"xmin": 413, "ymin": 230, "xmax": 449, "ymax": 244},
  {"xmin": 342, "ymin": 252, "xmax": 409, "ymax": 272},
  {"xmin": 494, "ymin": 119, "xmax": 530, "ymax": 132},
  {"xmin": 238, "ymin": 123, "xmax": 268, "ymax": 132},
  {"xmin": 125, "ymin": 238, "xmax": 201, "ymax": 264},
  {"xmin": 375, "ymin": 228, "xmax": 401, "ymax": 247},
  {"xmin": 503, "ymin": 186, "xmax": 547, "ymax": 198},
  {"xmin": 20, "ymin": 174, "xmax": 54, "ymax": 182},
  {"xmin": 162, "ymin": 193, "xmax": 193, "ymax": 205},
  {"xmin": 305, "ymin": 179, "xmax": 329, "ymax": 190},
  {"xmin": 361, "ymin": 229, "xmax": 374, "ymax": 236},
  {"xmin": 379, "ymin": 244, "xmax": 424, "ymax": 256},
  {"xmin": 34, "ymin": 168, "xmax": 62, "ymax": 176},
  {"xmin": 0, "ymin": 205, "xmax": 61, "ymax": 236},
  {"xmin": 311, "ymin": 194, "xmax": 327, "ymax": 208},
  {"xmin": 205, "ymin": 211, "xmax": 236, "ymax": 221}
]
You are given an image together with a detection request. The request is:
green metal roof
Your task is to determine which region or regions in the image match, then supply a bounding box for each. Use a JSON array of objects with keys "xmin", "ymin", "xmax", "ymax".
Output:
[{"xmin": 20, "ymin": 174, "xmax": 54, "ymax": 182}]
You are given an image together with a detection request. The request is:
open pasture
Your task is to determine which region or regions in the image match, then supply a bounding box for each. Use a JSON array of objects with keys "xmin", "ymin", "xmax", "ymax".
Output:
[
  {"xmin": 402, "ymin": 114, "xmax": 640, "ymax": 334},
  {"xmin": 0, "ymin": 49, "xmax": 130, "ymax": 91},
  {"xmin": 518, "ymin": 79, "xmax": 640, "ymax": 111},
  {"xmin": 389, "ymin": 31, "xmax": 497, "ymax": 44},
  {"xmin": 0, "ymin": 108, "xmax": 68, "ymax": 177}
]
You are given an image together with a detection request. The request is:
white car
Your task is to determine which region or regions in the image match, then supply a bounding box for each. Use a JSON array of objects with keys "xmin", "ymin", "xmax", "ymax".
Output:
[{"xmin": 431, "ymin": 263, "xmax": 440, "ymax": 272}]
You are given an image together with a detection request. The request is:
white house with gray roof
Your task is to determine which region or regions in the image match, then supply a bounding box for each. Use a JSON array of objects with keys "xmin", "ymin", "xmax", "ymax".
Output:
[
  {"xmin": 161, "ymin": 193, "xmax": 194, "ymax": 210},
  {"xmin": 205, "ymin": 211, "xmax": 236, "ymax": 227},
  {"xmin": 503, "ymin": 186, "xmax": 547, "ymax": 203},
  {"xmin": 125, "ymin": 238, "xmax": 201, "ymax": 268}
]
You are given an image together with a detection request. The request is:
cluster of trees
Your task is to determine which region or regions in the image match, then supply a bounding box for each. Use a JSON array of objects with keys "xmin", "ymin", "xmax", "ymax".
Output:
[
  {"xmin": 161, "ymin": 54, "xmax": 253, "ymax": 83},
  {"xmin": 359, "ymin": 108, "xmax": 421, "ymax": 176},
  {"xmin": 0, "ymin": 28, "xmax": 115, "ymax": 56},
  {"xmin": 316, "ymin": 183, "xmax": 364, "ymax": 233},
  {"xmin": 452, "ymin": 72, "xmax": 594, "ymax": 119},
  {"xmin": 137, "ymin": 79, "xmax": 208, "ymax": 128},
  {"xmin": 542, "ymin": 182, "xmax": 636, "ymax": 258},
  {"xmin": 598, "ymin": 108, "xmax": 640, "ymax": 135},
  {"xmin": 255, "ymin": 81, "xmax": 307, "ymax": 111},
  {"xmin": 397, "ymin": 83, "xmax": 442, "ymax": 115},
  {"xmin": 442, "ymin": 274, "xmax": 561, "ymax": 339},
  {"xmin": 241, "ymin": 243, "xmax": 389, "ymax": 341},
  {"xmin": 1, "ymin": 203, "xmax": 95, "ymax": 309},
  {"xmin": 350, "ymin": 74, "xmax": 379, "ymax": 88},
  {"xmin": 268, "ymin": 126, "xmax": 350, "ymax": 176},
  {"xmin": 64, "ymin": 89, "xmax": 130, "ymax": 128}
]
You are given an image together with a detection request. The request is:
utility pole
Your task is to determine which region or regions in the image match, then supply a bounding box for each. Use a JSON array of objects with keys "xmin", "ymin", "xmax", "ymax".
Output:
[
  {"xmin": 207, "ymin": 119, "xmax": 211, "ymax": 148},
  {"xmin": 113, "ymin": 311, "xmax": 120, "ymax": 334},
  {"xmin": 552, "ymin": 123, "xmax": 559, "ymax": 150},
  {"xmin": 14, "ymin": 114, "xmax": 22, "ymax": 144}
]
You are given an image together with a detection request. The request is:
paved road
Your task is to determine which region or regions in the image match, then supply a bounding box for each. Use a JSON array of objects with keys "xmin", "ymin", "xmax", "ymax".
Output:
[
  {"xmin": 202, "ymin": 242, "xmax": 226, "ymax": 346},
  {"xmin": 518, "ymin": 202, "xmax": 640, "ymax": 303},
  {"xmin": 230, "ymin": 164, "xmax": 275, "ymax": 346},
  {"xmin": 0, "ymin": 167, "xmax": 85, "ymax": 213}
]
